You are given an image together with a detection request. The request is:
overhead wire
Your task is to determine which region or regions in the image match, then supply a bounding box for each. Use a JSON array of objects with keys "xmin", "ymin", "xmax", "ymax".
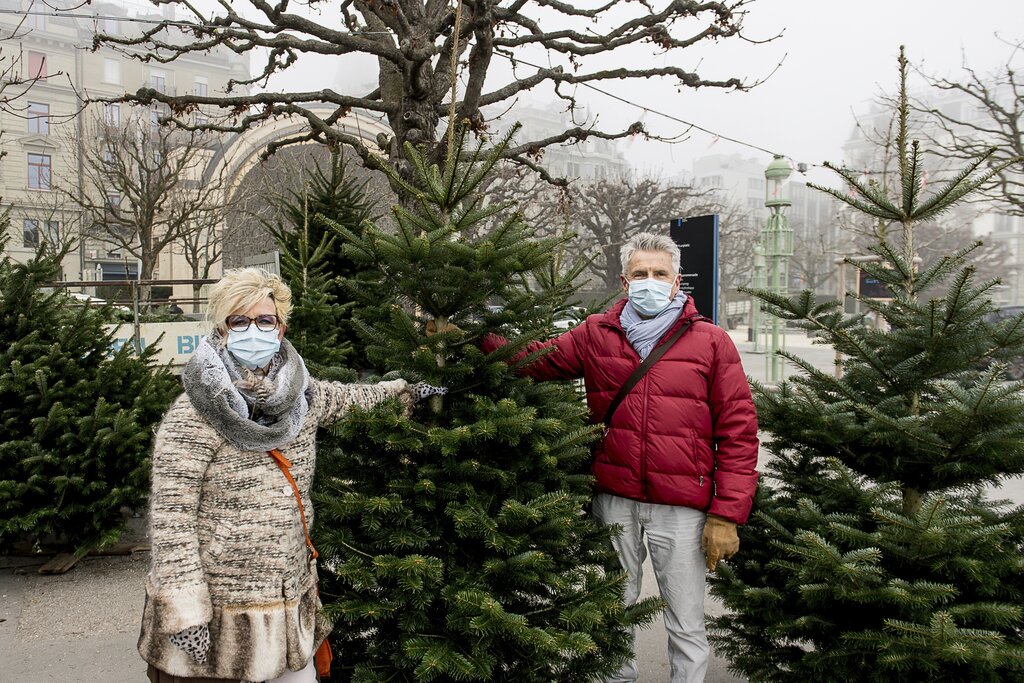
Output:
[{"xmin": 0, "ymin": 7, "xmax": 854, "ymax": 174}]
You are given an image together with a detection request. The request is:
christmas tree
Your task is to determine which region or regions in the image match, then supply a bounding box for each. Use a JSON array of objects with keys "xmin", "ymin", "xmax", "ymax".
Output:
[
  {"xmin": 0, "ymin": 230, "xmax": 179, "ymax": 554},
  {"xmin": 710, "ymin": 48, "xmax": 1024, "ymax": 682},
  {"xmin": 271, "ymin": 150, "xmax": 378, "ymax": 371},
  {"xmin": 311, "ymin": 128, "xmax": 659, "ymax": 682}
]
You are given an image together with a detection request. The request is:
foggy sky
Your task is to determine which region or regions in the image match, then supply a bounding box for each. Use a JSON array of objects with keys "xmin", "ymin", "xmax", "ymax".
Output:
[{"xmin": 606, "ymin": 0, "xmax": 1024, "ymax": 184}]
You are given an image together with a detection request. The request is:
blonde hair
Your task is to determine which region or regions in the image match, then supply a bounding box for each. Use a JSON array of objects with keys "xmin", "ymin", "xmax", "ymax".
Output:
[{"xmin": 207, "ymin": 267, "xmax": 293, "ymax": 340}]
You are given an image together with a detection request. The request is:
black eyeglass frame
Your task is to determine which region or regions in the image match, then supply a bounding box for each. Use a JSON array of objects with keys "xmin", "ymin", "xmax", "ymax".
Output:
[{"xmin": 224, "ymin": 314, "xmax": 281, "ymax": 332}]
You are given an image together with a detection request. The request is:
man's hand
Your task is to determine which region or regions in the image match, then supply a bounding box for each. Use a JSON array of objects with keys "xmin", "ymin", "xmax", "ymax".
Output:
[
  {"xmin": 425, "ymin": 319, "xmax": 462, "ymax": 337},
  {"xmin": 701, "ymin": 514, "xmax": 739, "ymax": 572}
]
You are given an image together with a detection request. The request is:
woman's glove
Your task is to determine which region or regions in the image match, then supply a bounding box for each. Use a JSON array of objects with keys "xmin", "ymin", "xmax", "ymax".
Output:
[
  {"xmin": 701, "ymin": 514, "xmax": 740, "ymax": 572},
  {"xmin": 410, "ymin": 382, "xmax": 448, "ymax": 401},
  {"xmin": 169, "ymin": 623, "xmax": 210, "ymax": 663}
]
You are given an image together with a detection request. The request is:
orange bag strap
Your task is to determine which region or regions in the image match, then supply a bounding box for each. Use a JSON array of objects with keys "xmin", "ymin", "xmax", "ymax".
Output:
[
  {"xmin": 267, "ymin": 449, "xmax": 318, "ymax": 560},
  {"xmin": 268, "ymin": 449, "xmax": 333, "ymax": 677}
]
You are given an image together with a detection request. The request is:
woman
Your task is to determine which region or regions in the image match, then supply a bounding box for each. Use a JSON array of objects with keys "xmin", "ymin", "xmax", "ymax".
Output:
[{"xmin": 139, "ymin": 267, "xmax": 414, "ymax": 683}]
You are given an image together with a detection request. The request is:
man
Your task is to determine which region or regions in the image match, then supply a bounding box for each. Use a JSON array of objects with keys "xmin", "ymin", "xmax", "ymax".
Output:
[{"xmin": 483, "ymin": 232, "xmax": 758, "ymax": 682}]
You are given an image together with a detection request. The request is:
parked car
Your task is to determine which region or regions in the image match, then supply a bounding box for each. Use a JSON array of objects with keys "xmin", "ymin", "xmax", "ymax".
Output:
[{"xmin": 66, "ymin": 291, "xmax": 132, "ymax": 314}]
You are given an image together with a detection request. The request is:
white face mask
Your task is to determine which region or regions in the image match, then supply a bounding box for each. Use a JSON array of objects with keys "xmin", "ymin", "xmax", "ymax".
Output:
[
  {"xmin": 627, "ymin": 278, "xmax": 675, "ymax": 317},
  {"xmin": 226, "ymin": 327, "xmax": 281, "ymax": 370}
]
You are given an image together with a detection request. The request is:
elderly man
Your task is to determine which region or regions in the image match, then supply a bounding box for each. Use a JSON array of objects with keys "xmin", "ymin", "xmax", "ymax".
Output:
[{"xmin": 483, "ymin": 231, "xmax": 759, "ymax": 682}]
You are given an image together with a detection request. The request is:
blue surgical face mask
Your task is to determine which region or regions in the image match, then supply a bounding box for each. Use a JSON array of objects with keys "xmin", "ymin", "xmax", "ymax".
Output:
[
  {"xmin": 627, "ymin": 278, "xmax": 675, "ymax": 317},
  {"xmin": 226, "ymin": 327, "xmax": 281, "ymax": 370}
]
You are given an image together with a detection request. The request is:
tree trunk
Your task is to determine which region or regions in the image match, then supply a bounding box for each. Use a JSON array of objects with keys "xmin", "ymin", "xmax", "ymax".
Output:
[{"xmin": 902, "ymin": 486, "xmax": 923, "ymax": 517}]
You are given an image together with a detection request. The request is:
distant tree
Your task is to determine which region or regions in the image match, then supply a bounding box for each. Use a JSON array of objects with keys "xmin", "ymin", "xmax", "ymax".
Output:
[
  {"xmin": 64, "ymin": 110, "xmax": 228, "ymax": 304},
  {"xmin": 572, "ymin": 173, "xmax": 716, "ymax": 298},
  {"xmin": 915, "ymin": 38, "xmax": 1024, "ymax": 216},
  {"xmin": 177, "ymin": 219, "xmax": 221, "ymax": 313},
  {"xmin": 716, "ymin": 200, "xmax": 760, "ymax": 322},
  {"xmin": 88, "ymin": 1, "xmax": 758, "ymax": 204}
]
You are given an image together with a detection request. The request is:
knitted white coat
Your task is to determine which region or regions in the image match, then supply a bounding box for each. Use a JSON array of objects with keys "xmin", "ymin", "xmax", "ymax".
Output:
[{"xmin": 138, "ymin": 378, "xmax": 406, "ymax": 680}]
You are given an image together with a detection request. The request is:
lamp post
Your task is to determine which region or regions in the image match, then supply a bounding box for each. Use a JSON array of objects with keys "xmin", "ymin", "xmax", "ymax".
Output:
[
  {"xmin": 751, "ymin": 243, "xmax": 766, "ymax": 352},
  {"xmin": 761, "ymin": 155, "xmax": 794, "ymax": 383}
]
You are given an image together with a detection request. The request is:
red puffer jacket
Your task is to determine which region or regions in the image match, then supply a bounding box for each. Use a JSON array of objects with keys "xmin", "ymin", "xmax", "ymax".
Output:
[{"xmin": 484, "ymin": 297, "xmax": 759, "ymax": 524}]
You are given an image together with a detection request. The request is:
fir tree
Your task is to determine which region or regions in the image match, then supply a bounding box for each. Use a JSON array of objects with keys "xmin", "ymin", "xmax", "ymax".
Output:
[
  {"xmin": 272, "ymin": 151, "xmax": 378, "ymax": 371},
  {"xmin": 311, "ymin": 127, "xmax": 659, "ymax": 682},
  {"xmin": 0, "ymin": 230, "xmax": 179, "ymax": 554},
  {"xmin": 710, "ymin": 48, "xmax": 1024, "ymax": 682}
]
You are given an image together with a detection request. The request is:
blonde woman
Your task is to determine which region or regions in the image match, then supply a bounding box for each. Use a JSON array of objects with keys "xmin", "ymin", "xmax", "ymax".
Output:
[{"xmin": 139, "ymin": 268, "xmax": 414, "ymax": 683}]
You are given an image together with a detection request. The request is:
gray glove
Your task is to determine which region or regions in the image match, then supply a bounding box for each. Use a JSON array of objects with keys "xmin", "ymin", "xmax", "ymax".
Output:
[{"xmin": 169, "ymin": 623, "xmax": 210, "ymax": 663}]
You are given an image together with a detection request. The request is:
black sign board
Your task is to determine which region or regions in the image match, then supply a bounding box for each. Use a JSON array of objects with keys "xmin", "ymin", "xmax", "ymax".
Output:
[
  {"xmin": 858, "ymin": 269, "xmax": 891, "ymax": 300},
  {"xmin": 669, "ymin": 214, "xmax": 719, "ymax": 324}
]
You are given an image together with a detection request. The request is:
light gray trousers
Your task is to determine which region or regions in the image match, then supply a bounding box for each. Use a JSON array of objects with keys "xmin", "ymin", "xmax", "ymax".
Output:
[{"xmin": 593, "ymin": 493, "xmax": 709, "ymax": 683}]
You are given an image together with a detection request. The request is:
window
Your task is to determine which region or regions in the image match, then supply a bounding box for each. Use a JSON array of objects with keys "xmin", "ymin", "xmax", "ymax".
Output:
[
  {"xmin": 194, "ymin": 113, "xmax": 208, "ymax": 126},
  {"xmin": 103, "ymin": 58, "xmax": 121, "ymax": 84},
  {"xmin": 27, "ymin": 51, "xmax": 47, "ymax": 79},
  {"xmin": 102, "ymin": 17, "xmax": 119, "ymax": 35},
  {"xmin": 23, "ymin": 219, "xmax": 38, "ymax": 247},
  {"xmin": 149, "ymin": 69, "xmax": 166, "ymax": 93},
  {"xmin": 104, "ymin": 103, "xmax": 120, "ymax": 127},
  {"xmin": 106, "ymin": 194, "xmax": 121, "ymax": 213},
  {"xmin": 27, "ymin": 101, "xmax": 49, "ymax": 134},
  {"xmin": 150, "ymin": 107, "xmax": 161, "ymax": 131},
  {"xmin": 193, "ymin": 76, "xmax": 208, "ymax": 97},
  {"xmin": 22, "ymin": 219, "xmax": 59, "ymax": 247},
  {"xmin": 27, "ymin": 153, "xmax": 51, "ymax": 190},
  {"xmin": 748, "ymin": 177, "xmax": 765, "ymax": 190},
  {"xmin": 102, "ymin": 144, "xmax": 115, "ymax": 165}
]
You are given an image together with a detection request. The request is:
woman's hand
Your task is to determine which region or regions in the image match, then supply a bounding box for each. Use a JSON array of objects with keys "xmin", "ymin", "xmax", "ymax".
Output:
[
  {"xmin": 381, "ymin": 380, "xmax": 448, "ymax": 417},
  {"xmin": 169, "ymin": 623, "xmax": 211, "ymax": 663}
]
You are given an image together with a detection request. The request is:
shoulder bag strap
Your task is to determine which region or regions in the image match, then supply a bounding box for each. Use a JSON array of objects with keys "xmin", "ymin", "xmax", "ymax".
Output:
[
  {"xmin": 603, "ymin": 319, "xmax": 694, "ymax": 428},
  {"xmin": 267, "ymin": 448, "xmax": 318, "ymax": 560}
]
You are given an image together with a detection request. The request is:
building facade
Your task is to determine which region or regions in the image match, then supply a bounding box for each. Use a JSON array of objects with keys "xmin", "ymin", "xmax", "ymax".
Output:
[{"xmin": 0, "ymin": 0, "xmax": 249, "ymax": 299}]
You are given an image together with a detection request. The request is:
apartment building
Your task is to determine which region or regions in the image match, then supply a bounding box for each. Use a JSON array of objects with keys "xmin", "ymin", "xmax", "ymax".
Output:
[{"xmin": 0, "ymin": 0, "xmax": 248, "ymax": 293}]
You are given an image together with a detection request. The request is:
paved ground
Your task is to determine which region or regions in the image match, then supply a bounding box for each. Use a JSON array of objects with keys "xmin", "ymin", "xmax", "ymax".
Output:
[{"xmin": 2, "ymin": 325, "xmax": 1021, "ymax": 682}]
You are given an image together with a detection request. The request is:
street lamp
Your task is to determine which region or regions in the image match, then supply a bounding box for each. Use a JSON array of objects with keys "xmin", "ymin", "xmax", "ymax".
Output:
[{"xmin": 761, "ymin": 155, "xmax": 794, "ymax": 383}]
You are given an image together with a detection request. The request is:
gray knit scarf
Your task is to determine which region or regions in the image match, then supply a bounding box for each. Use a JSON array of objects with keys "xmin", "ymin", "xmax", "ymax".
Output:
[
  {"xmin": 181, "ymin": 334, "xmax": 311, "ymax": 452},
  {"xmin": 620, "ymin": 292, "xmax": 688, "ymax": 360}
]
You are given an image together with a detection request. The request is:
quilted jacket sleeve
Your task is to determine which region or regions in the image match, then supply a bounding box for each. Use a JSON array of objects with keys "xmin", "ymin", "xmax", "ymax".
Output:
[
  {"xmin": 481, "ymin": 322, "xmax": 590, "ymax": 382},
  {"xmin": 706, "ymin": 328, "xmax": 760, "ymax": 524},
  {"xmin": 147, "ymin": 395, "xmax": 217, "ymax": 634}
]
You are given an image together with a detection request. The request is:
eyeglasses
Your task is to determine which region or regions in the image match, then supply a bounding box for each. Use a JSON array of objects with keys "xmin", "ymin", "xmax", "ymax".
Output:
[{"xmin": 225, "ymin": 314, "xmax": 280, "ymax": 332}]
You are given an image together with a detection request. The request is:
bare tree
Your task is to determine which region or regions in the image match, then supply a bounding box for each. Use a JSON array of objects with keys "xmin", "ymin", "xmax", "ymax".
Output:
[
  {"xmin": 570, "ymin": 173, "xmax": 716, "ymax": 297},
  {"xmin": 177, "ymin": 216, "xmax": 221, "ymax": 313},
  {"xmin": 63, "ymin": 110, "xmax": 228, "ymax": 303},
  {"xmin": 914, "ymin": 39, "xmax": 1024, "ymax": 216},
  {"xmin": 715, "ymin": 199, "xmax": 758, "ymax": 322},
  {"xmin": 88, "ymin": 1, "xmax": 761, "ymax": 200}
]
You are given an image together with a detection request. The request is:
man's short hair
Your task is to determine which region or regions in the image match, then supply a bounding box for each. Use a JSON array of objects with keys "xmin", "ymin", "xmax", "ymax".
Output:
[{"xmin": 620, "ymin": 232, "xmax": 681, "ymax": 276}]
